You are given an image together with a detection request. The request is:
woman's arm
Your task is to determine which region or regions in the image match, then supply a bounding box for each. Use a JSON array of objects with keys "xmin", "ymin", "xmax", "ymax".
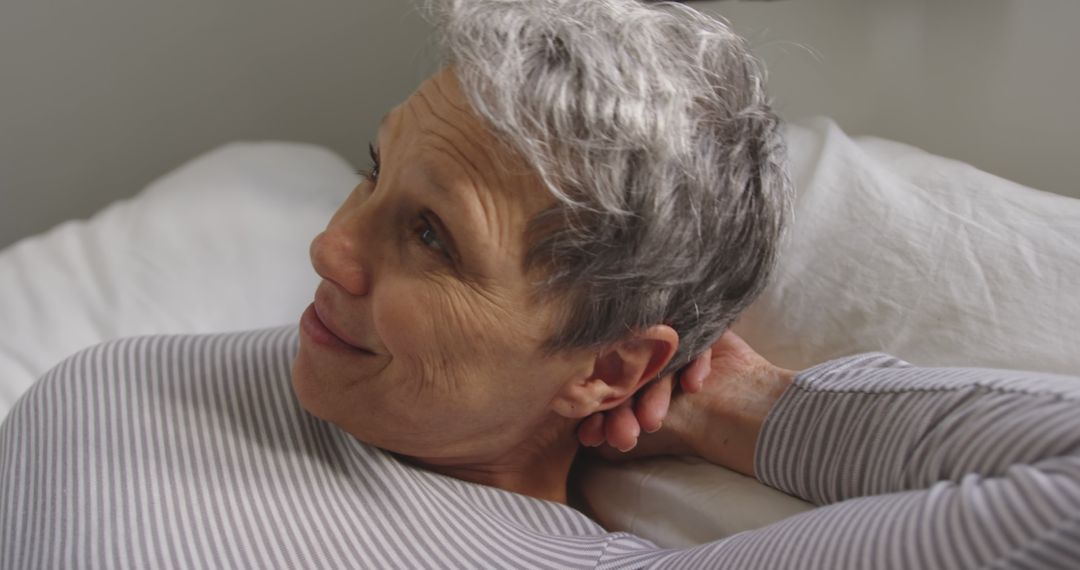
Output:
[{"xmin": 595, "ymin": 333, "xmax": 1080, "ymax": 569}]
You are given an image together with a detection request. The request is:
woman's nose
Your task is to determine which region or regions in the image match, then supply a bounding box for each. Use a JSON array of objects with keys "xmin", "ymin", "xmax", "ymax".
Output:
[{"xmin": 309, "ymin": 225, "xmax": 370, "ymax": 297}]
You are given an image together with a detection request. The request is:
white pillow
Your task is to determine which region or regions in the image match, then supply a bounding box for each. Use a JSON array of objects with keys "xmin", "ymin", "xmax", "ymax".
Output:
[
  {"xmin": 0, "ymin": 141, "xmax": 357, "ymax": 414},
  {"xmin": 576, "ymin": 117, "xmax": 1080, "ymax": 548},
  {"xmin": 739, "ymin": 118, "xmax": 1080, "ymax": 374}
]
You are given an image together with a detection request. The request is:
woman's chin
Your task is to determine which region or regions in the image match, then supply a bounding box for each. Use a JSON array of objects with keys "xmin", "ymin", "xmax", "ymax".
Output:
[
  {"xmin": 289, "ymin": 348, "xmax": 338, "ymax": 420},
  {"xmin": 290, "ymin": 348, "xmax": 392, "ymax": 440}
]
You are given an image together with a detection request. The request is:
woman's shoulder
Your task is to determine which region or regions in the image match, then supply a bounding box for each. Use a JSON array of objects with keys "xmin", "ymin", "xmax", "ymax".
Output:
[
  {"xmin": 0, "ymin": 323, "xmax": 326, "ymax": 487},
  {"xmin": 4, "ymin": 325, "xmax": 300, "ymax": 430},
  {"xmin": 76, "ymin": 324, "xmax": 298, "ymax": 362},
  {"xmin": 45, "ymin": 324, "xmax": 297, "ymax": 382}
]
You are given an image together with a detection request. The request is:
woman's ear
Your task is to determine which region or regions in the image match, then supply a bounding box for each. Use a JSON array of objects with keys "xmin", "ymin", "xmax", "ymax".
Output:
[{"xmin": 549, "ymin": 325, "xmax": 678, "ymax": 419}]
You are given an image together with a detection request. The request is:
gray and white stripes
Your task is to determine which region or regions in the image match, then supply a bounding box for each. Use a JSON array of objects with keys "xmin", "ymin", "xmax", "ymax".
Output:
[{"xmin": 2, "ymin": 327, "xmax": 1078, "ymax": 568}]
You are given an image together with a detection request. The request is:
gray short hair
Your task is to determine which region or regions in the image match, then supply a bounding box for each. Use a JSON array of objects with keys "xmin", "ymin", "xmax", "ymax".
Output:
[{"xmin": 428, "ymin": 0, "xmax": 791, "ymax": 376}]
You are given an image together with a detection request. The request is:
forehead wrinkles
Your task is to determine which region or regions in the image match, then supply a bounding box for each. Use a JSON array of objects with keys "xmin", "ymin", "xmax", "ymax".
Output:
[{"xmin": 404, "ymin": 76, "xmax": 532, "ymax": 256}]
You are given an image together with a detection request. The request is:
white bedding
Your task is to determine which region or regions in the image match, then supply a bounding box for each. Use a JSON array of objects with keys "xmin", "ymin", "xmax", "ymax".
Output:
[
  {"xmin": 2, "ymin": 118, "xmax": 1078, "ymax": 548},
  {"xmin": 0, "ymin": 142, "xmax": 355, "ymax": 408}
]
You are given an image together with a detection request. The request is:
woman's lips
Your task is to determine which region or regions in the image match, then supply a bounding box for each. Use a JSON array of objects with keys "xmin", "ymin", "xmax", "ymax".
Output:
[{"xmin": 300, "ymin": 302, "xmax": 374, "ymax": 355}]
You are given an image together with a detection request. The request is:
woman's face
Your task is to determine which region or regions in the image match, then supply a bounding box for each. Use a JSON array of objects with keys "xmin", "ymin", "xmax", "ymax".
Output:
[{"xmin": 291, "ymin": 69, "xmax": 594, "ymax": 461}]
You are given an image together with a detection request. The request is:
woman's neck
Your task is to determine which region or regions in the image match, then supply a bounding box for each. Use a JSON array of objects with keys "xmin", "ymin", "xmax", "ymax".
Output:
[{"xmin": 398, "ymin": 418, "xmax": 581, "ymax": 504}]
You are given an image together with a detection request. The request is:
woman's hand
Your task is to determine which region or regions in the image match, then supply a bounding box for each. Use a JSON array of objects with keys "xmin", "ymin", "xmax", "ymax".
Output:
[
  {"xmin": 576, "ymin": 348, "xmax": 712, "ymax": 453},
  {"xmin": 578, "ymin": 331, "xmax": 797, "ymax": 478}
]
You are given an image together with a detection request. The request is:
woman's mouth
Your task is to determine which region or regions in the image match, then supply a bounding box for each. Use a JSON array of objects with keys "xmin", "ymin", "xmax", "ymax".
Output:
[{"xmin": 301, "ymin": 302, "xmax": 375, "ymax": 355}]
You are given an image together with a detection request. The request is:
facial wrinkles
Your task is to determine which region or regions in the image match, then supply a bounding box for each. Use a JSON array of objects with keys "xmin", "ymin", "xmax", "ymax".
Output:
[
  {"xmin": 386, "ymin": 108, "xmax": 512, "ymax": 329},
  {"xmin": 400, "ymin": 309, "xmax": 518, "ymax": 445},
  {"xmin": 368, "ymin": 72, "xmax": 564, "ymax": 430},
  {"xmin": 409, "ymin": 77, "xmax": 530, "ymax": 264},
  {"xmin": 422, "ymin": 77, "xmax": 508, "ymax": 242},
  {"xmin": 425, "ymin": 84, "xmax": 552, "ymax": 304},
  {"xmin": 370, "ymin": 187, "xmax": 518, "ymax": 359}
]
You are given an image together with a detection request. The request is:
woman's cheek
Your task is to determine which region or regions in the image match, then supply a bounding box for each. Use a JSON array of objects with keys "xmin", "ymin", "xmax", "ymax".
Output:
[{"xmin": 372, "ymin": 278, "xmax": 463, "ymax": 386}]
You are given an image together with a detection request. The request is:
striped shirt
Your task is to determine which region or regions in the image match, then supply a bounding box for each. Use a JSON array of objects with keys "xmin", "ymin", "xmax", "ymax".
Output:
[{"xmin": 1, "ymin": 326, "xmax": 1077, "ymax": 569}]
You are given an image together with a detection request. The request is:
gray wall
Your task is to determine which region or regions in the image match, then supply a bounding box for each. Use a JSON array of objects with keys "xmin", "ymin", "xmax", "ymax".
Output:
[
  {"xmin": 3, "ymin": 0, "xmax": 1078, "ymax": 250},
  {"xmin": 701, "ymin": 0, "xmax": 1080, "ymax": 202},
  {"xmin": 0, "ymin": 1, "xmax": 439, "ymax": 249}
]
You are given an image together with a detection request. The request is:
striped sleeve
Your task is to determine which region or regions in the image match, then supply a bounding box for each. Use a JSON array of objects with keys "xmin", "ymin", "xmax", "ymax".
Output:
[{"xmin": 598, "ymin": 353, "xmax": 1080, "ymax": 569}]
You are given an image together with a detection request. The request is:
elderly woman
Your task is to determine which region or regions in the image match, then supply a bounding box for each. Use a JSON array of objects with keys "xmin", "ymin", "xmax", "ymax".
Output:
[
  {"xmin": 2, "ymin": 0, "xmax": 1078, "ymax": 568},
  {"xmin": 289, "ymin": 6, "xmax": 788, "ymax": 503}
]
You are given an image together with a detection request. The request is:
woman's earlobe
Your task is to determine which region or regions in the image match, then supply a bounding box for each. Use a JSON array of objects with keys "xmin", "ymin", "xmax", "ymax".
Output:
[{"xmin": 549, "ymin": 378, "xmax": 610, "ymax": 419}]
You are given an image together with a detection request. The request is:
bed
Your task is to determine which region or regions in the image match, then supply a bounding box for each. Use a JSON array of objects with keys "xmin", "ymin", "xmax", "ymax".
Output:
[{"xmin": 2, "ymin": 116, "xmax": 1078, "ymax": 548}]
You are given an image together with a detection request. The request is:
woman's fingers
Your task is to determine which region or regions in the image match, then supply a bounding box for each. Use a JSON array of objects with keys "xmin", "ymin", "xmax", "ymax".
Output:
[
  {"xmin": 680, "ymin": 348, "xmax": 712, "ymax": 393},
  {"xmin": 577, "ymin": 412, "xmax": 606, "ymax": 447},
  {"xmin": 635, "ymin": 373, "xmax": 673, "ymax": 433},
  {"xmin": 604, "ymin": 400, "xmax": 641, "ymax": 452}
]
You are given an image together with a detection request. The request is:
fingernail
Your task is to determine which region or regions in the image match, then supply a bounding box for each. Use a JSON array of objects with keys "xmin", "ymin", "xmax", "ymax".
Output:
[
  {"xmin": 645, "ymin": 422, "xmax": 662, "ymax": 434},
  {"xmin": 617, "ymin": 442, "xmax": 637, "ymax": 453},
  {"xmin": 587, "ymin": 441, "xmax": 603, "ymax": 448}
]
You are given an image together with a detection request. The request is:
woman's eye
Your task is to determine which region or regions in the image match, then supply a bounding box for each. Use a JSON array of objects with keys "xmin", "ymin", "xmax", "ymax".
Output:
[{"xmin": 417, "ymin": 220, "xmax": 447, "ymax": 255}]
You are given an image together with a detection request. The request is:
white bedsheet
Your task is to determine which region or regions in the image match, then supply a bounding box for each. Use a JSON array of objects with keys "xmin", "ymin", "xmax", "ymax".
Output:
[{"xmin": 2, "ymin": 118, "xmax": 1078, "ymax": 548}]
